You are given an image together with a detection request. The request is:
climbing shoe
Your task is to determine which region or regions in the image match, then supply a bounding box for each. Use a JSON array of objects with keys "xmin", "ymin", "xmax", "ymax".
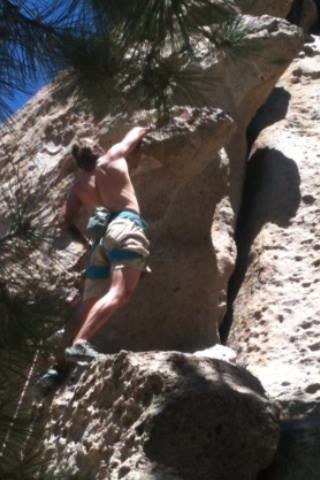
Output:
[{"xmin": 64, "ymin": 340, "xmax": 99, "ymax": 363}]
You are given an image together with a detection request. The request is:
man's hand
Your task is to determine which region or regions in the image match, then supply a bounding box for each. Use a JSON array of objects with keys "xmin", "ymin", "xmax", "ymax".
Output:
[
  {"xmin": 108, "ymin": 125, "xmax": 155, "ymax": 160},
  {"xmin": 59, "ymin": 214, "xmax": 89, "ymax": 248},
  {"xmin": 133, "ymin": 126, "xmax": 154, "ymax": 151},
  {"xmin": 142, "ymin": 125, "xmax": 154, "ymax": 135},
  {"xmin": 59, "ymin": 190, "xmax": 89, "ymax": 248},
  {"xmin": 142, "ymin": 125, "xmax": 155, "ymax": 138}
]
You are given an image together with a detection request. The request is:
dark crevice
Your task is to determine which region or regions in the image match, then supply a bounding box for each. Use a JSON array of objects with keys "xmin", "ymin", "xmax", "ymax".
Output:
[
  {"xmin": 288, "ymin": 0, "xmax": 320, "ymax": 34},
  {"xmin": 257, "ymin": 418, "xmax": 320, "ymax": 480},
  {"xmin": 220, "ymin": 88, "xmax": 301, "ymax": 344},
  {"xmin": 246, "ymin": 87, "xmax": 291, "ymax": 152},
  {"xmin": 220, "ymin": 0, "xmax": 318, "ymax": 346},
  {"xmin": 288, "ymin": 0, "xmax": 305, "ymax": 25}
]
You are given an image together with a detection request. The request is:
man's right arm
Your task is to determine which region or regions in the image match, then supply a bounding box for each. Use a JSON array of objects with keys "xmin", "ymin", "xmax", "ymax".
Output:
[{"xmin": 107, "ymin": 126, "xmax": 151, "ymax": 160}]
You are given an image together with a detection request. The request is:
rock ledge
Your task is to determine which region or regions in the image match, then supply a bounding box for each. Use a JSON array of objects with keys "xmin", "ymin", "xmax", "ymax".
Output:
[{"xmin": 42, "ymin": 350, "xmax": 279, "ymax": 480}]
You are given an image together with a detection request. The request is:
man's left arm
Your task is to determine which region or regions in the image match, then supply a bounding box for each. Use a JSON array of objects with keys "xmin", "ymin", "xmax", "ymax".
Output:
[{"xmin": 61, "ymin": 188, "xmax": 89, "ymax": 247}]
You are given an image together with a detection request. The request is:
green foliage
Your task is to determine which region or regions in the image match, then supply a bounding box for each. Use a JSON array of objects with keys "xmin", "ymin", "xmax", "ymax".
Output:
[
  {"xmin": 0, "ymin": 161, "xmax": 68, "ymax": 363},
  {"xmin": 0, "ymin": 164, "xmax": 67, "ymax": 477},
  {"xmin": 0, "ymin": 438, "xmax": 54, "ymax": 480},
  {"xmin": 64, "ymin": 0, "xmax": 238, "ymax": 113},
  {"xmin": 0, "ymin": 0, "xmax": 252, "ymax": 120},
  {"xmin": 215, "ymin": 16, "xmax": 250, "ymax": 49},
  {"xmin": 0, "ymin": 0, "xmax": 69, "ymax": 121},
  {"xmin": 209, "ymin": 15, "xmax": 263, "ymax": 65}
]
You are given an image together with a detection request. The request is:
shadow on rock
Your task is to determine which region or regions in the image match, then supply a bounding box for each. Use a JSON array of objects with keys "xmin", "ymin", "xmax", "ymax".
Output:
[
  {"xmin": 247, "ymin": 88, "xmax": 291, "ymax": 151},
  {"xmin": 221, "ymin": 148, "xmax": 301, "ymax": 342},
  {"xmin": 258, "ymin": 417, "xmax": 320, "ymax": 480},
  {"xmin": 144, "ymin": 353, "xmax": 277, "ymax": 480}
]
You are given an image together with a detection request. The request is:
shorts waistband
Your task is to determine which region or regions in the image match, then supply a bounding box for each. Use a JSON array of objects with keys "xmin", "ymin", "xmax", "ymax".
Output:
[{"xmin": 109, "ymin": 210, "xmax": 148, "ymax": 230}]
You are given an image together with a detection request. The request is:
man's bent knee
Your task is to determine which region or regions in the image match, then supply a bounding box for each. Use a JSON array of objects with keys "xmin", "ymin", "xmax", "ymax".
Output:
[{"xmin": 105, "ymin": 291, "xmax": 126, "ymax": 309}]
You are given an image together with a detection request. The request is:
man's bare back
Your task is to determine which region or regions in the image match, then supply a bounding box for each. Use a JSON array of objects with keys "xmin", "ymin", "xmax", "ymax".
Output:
[
  {"xmin": 64, "ymin": 126, "xmax": 150, "ymax": 231},
  {"xmin": 74, "ymin": 154, "xmax": 140, "ymax": 214}
]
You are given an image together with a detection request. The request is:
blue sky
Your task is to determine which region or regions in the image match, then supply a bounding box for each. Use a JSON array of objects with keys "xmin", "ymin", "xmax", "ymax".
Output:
[
  {"xmin": 5, "ymin": 0, "xmax": 54, "ymax": 114},
  {"xmin": 7, "ymin": 77, "xmax": 48, "ymax": 114},
  {"xmin": 5, "ymin": 0, "xmax": 83, "ymax": 116}
]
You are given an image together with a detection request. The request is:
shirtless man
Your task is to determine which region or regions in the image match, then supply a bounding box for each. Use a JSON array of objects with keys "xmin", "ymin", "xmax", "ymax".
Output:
[{"xmin": 39, "ymin": 127, "xmax": 151, "ymax": 388}]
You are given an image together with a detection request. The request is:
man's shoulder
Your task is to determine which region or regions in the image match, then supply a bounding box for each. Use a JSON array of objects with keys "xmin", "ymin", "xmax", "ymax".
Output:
[
  {"xmin": 97, "ymin": 152, "xmax": 127, "ymax": 170},
  {"xmin": 97, "ymin": 153, "xmax": 110, "ymax": 167}
]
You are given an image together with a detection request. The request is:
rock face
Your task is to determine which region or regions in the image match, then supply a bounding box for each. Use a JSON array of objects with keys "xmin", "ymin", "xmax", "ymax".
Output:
[
  {"xmin": 42, "ymin": 351, "xmax": 279, "ymax": 480},
  {"xmin": 0, "ymin": 3, "xmax": 313, "ymax": 479},
  {"xmin": 229, "ymin": 34, "xmax": 320, "ymax": 419},
  {"xmin": 228, "ymin": 35, "xmax": 320, "ymax": 480},
  {"xmin": 239, "ymin": 0, "xmax": 294, "ymax": 18},
  {"xmin": 190, "ymin": 0, "xmax": 295, "ymax": 23},
  {"xmin": 0, "ymin": 11, "xmax": 303, "ymax": 353}
]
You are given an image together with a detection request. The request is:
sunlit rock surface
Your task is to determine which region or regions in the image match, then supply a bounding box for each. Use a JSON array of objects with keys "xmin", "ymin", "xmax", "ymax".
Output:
[
  {"xmin": 228, "ymin": 35, "xmax": 320, "ymax": 480},
  {"xmin": 2, "ymin": 12, "xmax": 302, "ymax": 352},
  {"xmin": 41, "ymin": 351, "xmax": 279, "ymax": 480},
  {"xmin": 239, "ymin": 0, "xmax": 294, "ymax": 18},
  {"xmin": 0, "ymin": 3, "xmax": 311, "ymax": 479}
]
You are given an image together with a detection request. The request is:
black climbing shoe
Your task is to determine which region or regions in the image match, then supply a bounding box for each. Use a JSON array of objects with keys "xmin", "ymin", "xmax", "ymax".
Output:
[
  {"xmin": 36, "ymin": 363, "xmax": 71, "ymax": 395},
  {"xmin": 64, "ymin": 340, "xmax": 99, "ymax": 363}
]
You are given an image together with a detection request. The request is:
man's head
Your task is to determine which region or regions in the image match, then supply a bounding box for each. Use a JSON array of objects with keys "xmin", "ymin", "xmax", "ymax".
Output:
[{"xmin": 71, "ymin": 138, "xmax": 105, "ymax": 172}]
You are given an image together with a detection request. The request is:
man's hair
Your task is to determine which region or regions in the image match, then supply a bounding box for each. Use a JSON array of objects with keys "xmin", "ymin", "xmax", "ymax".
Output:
[{"xmin": 71, "ymin": 138, "xmax": 104, "ymax": 172}]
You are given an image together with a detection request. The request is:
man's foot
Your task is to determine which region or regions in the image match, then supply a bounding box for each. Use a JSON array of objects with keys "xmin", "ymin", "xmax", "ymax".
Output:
[
  {"xmin": 64, "ymin": 340, "xmax": 99, "ymax": 363},
  {"xmin": 36, "ymin": 363, "xmax": 71, "ymax": 395}
]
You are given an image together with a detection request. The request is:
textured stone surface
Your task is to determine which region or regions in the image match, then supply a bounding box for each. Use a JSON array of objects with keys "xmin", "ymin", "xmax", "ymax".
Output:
[
  {"xmin": 208, "ymin": 16, "xmax": 303, "ymax": 333},
  {"xmin": 0, "ymin": 13, "xmax": 303, "ymax": 353},
  {"xmin": 194, "ymin": 344, "xmax": 237, "ymax": 363},
  {"xmin": 229, "ymin": 35, "xmax": 320, "ymax": 418},
  {"xmin": 97, "ymin": 15, "xmax": 302, "ymax": 353},
  {"xmin": 190, "ymin": 0, "xmax": 294, "ymax": 23},
  {"xmin": 1, "ymin": 5, "xmax": 312, "ymax": 480},
  {"xmin": 41, "ymin": 351, "xmax": 279, "ymax": 480},
  {"xmin": 239, "ymin": 0, "xmax": 294, "ymax": 18},
  {"xmin": 228, "ymin": 35, "xmax": 320, "ymax": 480}
]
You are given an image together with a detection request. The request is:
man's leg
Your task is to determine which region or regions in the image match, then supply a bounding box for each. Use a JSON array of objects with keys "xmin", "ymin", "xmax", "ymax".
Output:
[
  {"xmin": 35, "ymin": 297, "xmax": 101, "ymax": 394},
  {"xmin": 55, "ymin": 297, "xmax": 99, "ymax": 365},
  {"xmin": 72, "ymin": 267, "xmax": 142, "ymax": 344}
]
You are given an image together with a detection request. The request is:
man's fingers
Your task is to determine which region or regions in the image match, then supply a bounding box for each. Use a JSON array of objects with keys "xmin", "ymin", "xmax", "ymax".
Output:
[{"xmin": 141, "ymin": 124, "xmax": 155, "ymax": 134}]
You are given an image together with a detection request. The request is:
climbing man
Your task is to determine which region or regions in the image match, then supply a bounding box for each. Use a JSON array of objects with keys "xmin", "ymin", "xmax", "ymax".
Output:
[{"xmin": 39, "ymin": 126, "xmax": 151, "ymax": 390}]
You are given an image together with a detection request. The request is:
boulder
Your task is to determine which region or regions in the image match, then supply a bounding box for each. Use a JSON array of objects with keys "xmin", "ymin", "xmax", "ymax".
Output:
[
  {"xmin": 0, "ymin": 12, "xmax": 303, "ymax": 353},
  {"xmin": 41, "ymin": 351, "xmax": 279, "ymax": 480}
]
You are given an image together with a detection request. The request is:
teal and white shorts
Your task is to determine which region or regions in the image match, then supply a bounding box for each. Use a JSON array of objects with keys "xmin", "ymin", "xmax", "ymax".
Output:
[{"xmin": 83, "ymin": 211, "xmax": 150, "ymax": 300}]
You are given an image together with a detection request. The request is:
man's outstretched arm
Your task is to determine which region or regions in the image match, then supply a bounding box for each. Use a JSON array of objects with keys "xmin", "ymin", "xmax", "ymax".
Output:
[{"xmin": 108, "ymin": 126, "xmax": 151, "ymax": 160}]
